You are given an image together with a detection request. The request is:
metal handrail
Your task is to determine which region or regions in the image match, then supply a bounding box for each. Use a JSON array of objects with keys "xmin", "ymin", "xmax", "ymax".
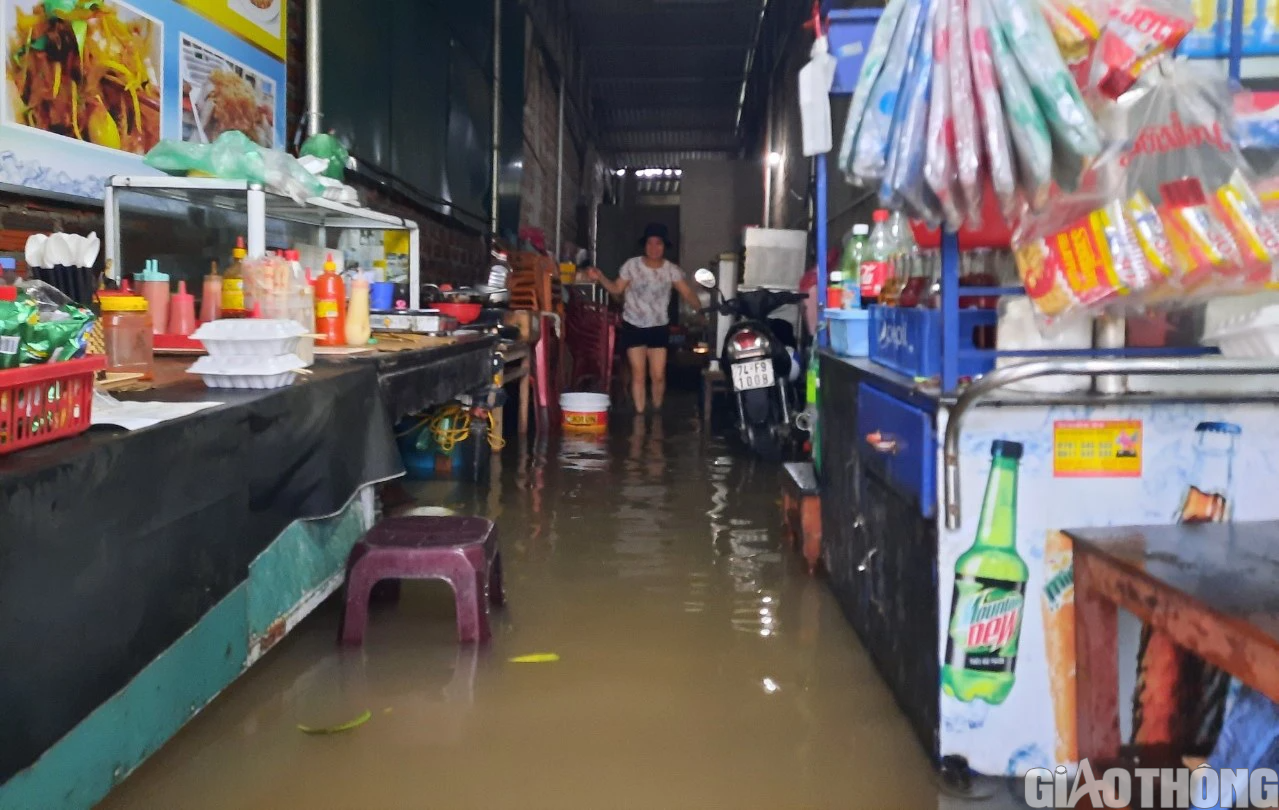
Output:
[{"xmin": 943, "ymin": 357, "xmax": 1279, "ymax": 530}]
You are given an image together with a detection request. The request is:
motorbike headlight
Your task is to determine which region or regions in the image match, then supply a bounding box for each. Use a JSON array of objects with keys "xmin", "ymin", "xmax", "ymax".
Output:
[{"xmin": 727, "ymin": 330, "xmax": 767, "ymax": 360}]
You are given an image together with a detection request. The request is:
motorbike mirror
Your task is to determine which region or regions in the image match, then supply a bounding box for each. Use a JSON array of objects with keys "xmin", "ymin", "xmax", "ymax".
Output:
[{"xmin": 693, "ymin": 268, "xmax": 716, "ymax": 289}]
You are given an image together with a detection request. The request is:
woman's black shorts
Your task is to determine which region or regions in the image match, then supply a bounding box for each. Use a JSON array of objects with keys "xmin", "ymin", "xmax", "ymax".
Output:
[{"xmin": 619, "ymin": 322, "xmax": 670, "ymax": 351}]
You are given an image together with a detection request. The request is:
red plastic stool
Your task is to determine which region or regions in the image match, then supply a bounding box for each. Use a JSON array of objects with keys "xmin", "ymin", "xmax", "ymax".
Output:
[{"xmin": 340, "ymin": 516, "xmax": 504, "ymax": 646}]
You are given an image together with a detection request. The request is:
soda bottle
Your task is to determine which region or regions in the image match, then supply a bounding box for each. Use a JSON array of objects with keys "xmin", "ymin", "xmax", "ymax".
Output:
[
  {"xmin": 1134, "ymin": 421, "xmax": 1241, "ymax": 747},
  {"xmin": 828, "ymin": 267, "xmax": 845, "ymax": 309},
  {"xmin": 1178, "ymin": 421, "xmax": 1239, "ymax": 523},
  {"xmin": 878, "ymin": 212, "xmax": 917, "ymax": 307},
  {"xmin": 840, "ymin": 224, "xmax": 869, "ymax": 308},
  {"xmin": 860, "ymin": 210, "xmax": 894, "ymax": 302},
  {"xmin": 942, "ymin": 440, "xmax": 1029, "ymax": 705}
]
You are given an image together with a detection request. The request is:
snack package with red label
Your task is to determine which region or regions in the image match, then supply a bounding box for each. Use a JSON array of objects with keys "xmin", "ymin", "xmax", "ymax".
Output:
[
  {"xmin": 1212, "ymin": 170, "xmax": 1279, "ymax": 285},
  {"xmin": 839, "ymin": 0, "xmax": 908, "ymax": 180},
  {"xmin": 948, "ymin": 0, "xmax": 984, "ymax": 225},
  {"xmin": 851, "ymin": 0, "xmax": 927, "ymax": 182},
  {"xmin": 1040, "ymin": 0, "xmax": 1104, "ymax": 86},
  {"xmin": 968, "ymin": 0, "xmax": 1019, "ymax": 218},
  {"xmin": 1015, "ymin": 200, "xmax": 1151, "ymax": 324},
  {"xmin": 1088, "ymin": 0, "xmax": 1194, "ymax": 100},
  {"xmin": 925, "ymin": 0, "xmax": 963, "ymax": 230}
]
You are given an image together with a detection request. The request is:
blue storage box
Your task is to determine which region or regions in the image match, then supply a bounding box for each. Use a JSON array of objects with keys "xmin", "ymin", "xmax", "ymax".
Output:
[
  {"xmin": 868, "ymin": 306, "xmax": 998, "ymax": 380},
  {"xmin": 828, "ymin": 9, "xmax": 883, "ymax": 94},
  {"xmin": 826, "ymin": 308, "xmax": 870, "ymax": 357}
]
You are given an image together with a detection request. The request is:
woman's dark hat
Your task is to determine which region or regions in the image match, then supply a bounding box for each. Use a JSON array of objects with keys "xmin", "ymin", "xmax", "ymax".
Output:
[{"xmin": 639, "ymin": 223, "xmax": 673, "ymax": 249}]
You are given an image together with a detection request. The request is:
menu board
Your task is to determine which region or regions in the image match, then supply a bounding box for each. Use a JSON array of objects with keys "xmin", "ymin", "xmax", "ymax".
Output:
[{"xmin": 0, "ymin": 0, "xmax": 286, "ymax": 200}]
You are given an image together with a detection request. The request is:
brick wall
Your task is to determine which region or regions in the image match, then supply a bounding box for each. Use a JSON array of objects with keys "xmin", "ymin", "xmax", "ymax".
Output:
[
  {"xmin": 520, "ymin": 44, "xmax": 584, "ymax": 254},
  {"xmin": 0, "ymin": 0, "xmax": 488, "ymax": 288}
]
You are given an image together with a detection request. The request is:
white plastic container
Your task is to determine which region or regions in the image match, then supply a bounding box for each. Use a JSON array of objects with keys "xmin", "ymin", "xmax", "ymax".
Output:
[
  {"xmin": 191, "ymin": 319, "xmax": 310, "ymax": 362},
  {"xmin": 995, "ymin": 297, "xmax": 1092, "ymax": 393},
  {"xmin": 559, "ymin": 392, "xmax": 610, "ymax": 432},
  {"xmin": 1201, "ymin": 303, "xmax": 1279, "ymax": 358},
  {"xmin": 187, "ymin": 353, "xmax": 307, "ymax": 389}
]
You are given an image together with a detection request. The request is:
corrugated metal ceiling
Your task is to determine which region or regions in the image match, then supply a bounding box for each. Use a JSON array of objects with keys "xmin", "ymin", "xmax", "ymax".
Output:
[{"xmin": 565, "ymin": 0, "xmax": 765, "ymax": 167}]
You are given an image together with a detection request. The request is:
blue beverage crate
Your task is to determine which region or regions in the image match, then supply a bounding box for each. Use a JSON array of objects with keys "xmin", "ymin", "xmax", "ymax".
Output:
[
  {"xmin": 826, "ymin": 308, "xmax": 870, "ymax": 357},
  {"xmin": 868, "ymin": 306, "xmax": 998, "ymax": 379}
]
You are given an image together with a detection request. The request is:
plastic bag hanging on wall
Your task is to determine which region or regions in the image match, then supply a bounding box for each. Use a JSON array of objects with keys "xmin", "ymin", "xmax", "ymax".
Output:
[{"xmin": 800, "ymin": 35, "xmax": 840, "ymax": 156}]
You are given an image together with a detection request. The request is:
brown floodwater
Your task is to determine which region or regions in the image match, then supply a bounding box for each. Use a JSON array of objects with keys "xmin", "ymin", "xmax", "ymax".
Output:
[{"xmin": 99, "ymin": 403, "xmax": 1031, "ymax": 810}]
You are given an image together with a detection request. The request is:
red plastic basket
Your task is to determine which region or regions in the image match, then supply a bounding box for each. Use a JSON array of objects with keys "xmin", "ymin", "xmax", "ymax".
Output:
[{"xmin": 0, "ymin": 356, "xmax": 105, "ymax": 456}]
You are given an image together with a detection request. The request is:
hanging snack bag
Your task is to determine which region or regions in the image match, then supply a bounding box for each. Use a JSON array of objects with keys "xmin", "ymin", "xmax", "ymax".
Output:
[
  {"xmin": 852, "ymin": 0, "xmax": 927, "ymax": 182},
  {"xmin": 948, "ymin": 0, "xmax": 983, "ymax": 224},
  {"xmin": 1013, "ymin": 60, "xmax": 1271, "ymax": 326},
  {"xmin": 926, "ymin": 1, "xmax": 964, "ymax": 229},
  {"xmin": 840, "ymin": 0, "xmax": 908, "ymax": 178},
  {"xmin": 988, "ymin": 0, "xmax": 1054, "ymax": 210},
  {"xmin": 1089, "ymin": 0, "xmax": 1194, "ymax": 100},
  {"xmin": 969, "ymin": 0, "xmax": 1019, "ymax": 217},
  {"xmin": 884, "ymin": 0, "xmax": 942, "ymax": 223},
  {"xmin": 990, "ymin": 0, "xmax": 1102, "ymax": 178}
]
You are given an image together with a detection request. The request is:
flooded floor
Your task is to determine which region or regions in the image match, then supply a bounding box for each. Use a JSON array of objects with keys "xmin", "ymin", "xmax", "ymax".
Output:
[{"xmin": 100, "ymin": 399, "xmax": 1025, "ymax": 809}]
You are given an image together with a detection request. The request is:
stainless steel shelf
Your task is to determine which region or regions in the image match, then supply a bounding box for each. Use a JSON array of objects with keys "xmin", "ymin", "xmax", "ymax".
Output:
[{"xmin": 104, "ymin": 175, "xmax": 422, "ymax": 309}]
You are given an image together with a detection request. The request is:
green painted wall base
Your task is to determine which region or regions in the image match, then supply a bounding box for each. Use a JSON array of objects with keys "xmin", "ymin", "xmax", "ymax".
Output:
[{"xmin": 0, "ymin": 497, "xmax": 371, "ymax": 810}]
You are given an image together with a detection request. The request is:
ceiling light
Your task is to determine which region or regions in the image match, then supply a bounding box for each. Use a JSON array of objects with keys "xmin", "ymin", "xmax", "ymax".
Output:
[
  {"xmin": 768, "ymin": 151, "xmax": 783, "ymax": 167},
  {"xmin": 663, "ymin": 169, "xmax": 675, "ymax": 177},
  {"xmin": 614, "ymin": 169, "xmax": 626, "ymax": 177}
]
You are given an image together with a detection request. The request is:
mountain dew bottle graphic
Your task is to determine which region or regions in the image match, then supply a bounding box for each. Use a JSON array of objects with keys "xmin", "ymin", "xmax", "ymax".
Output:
[{"xmin": 942, "ymin": 440, "xmax": 1029, "ymax": 705}]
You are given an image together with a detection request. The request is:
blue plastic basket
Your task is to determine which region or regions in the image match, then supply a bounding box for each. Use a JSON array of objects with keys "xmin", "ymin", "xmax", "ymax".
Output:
[
  {"xmin": 868, "ymin": 306, "xmax": 998, "ymax": 379},
  {"xmin": 826, "ymin": 308, "xmax": 871, "ymax": 357}
]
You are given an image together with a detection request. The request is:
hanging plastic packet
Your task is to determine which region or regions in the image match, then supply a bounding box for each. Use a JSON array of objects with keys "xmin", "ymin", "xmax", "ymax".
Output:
[
  {"xmin": 1089, "ymin": 0, "xmax": 1194, "ymax": 100},
  {"xmin": 1158, "ymin": 177, "xmax": 1248, "ymax": 293},
  {"xmin": 925, "ymin": 0, "xmax": 963, "ymax": 229},
  {"xmin": 840, "ymin": 0, "xmax": 908, "ymax": 177},
  {"xmin": 989, "ymin": 0, "xmax": 1102, "ymax": 176},
  {"xmin": 1040, "ymin": 0, "xmax": 1104, "ymax": 86},
  {"xmin": 0, "ymin": 298, "xmax": 37, "ymax": 370},
  {"xmin": 969, "ymin": 0, "xmax": 1019, "ymax": 217},
  {"xmin": 799, "ymin": 35, "xmax": 840, "ymax": 157},
  {"xmin": 1015, "ymin": 199, "xmax": 1152, "ymax": 321},
  {"xmin": 852, "ymin": 0, "xmax": 927, "ymax": 182},
  {"xmin": 948, "ymin": 0, "xmax": 983, "ymax": 224},
  {"xmin": 884, "ymin": 0, "xmax": 942, "ymax": 223},
  {"xmin": 1211, "ymin": 170, "xmax": 1279, "ymax": 284},
  {"xmin": 987, "ymin": 0, "xmax": 1054, "ymax": 210}
]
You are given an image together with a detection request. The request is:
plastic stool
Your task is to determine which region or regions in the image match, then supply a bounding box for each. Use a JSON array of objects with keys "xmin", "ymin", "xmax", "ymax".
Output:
[{"xmin": 340, "ymin": 516, "xmax": 504, "ymax": 646}]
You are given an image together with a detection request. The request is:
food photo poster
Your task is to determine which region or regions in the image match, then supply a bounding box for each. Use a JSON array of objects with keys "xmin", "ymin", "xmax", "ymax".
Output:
[{"xmin": 1, "ymin": 0, "xmax": 286, "ymax": 199}]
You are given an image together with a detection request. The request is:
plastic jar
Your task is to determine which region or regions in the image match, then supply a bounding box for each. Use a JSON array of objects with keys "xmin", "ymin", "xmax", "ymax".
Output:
[{"xmin": 100, "ymin": 294, "xmax": 154, "ymax": 378}]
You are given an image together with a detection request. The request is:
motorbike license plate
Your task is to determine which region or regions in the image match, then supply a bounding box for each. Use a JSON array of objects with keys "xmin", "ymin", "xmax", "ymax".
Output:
[{"xmin": 731, "ymin": 360, "xmax": 775, "ymax": 391}]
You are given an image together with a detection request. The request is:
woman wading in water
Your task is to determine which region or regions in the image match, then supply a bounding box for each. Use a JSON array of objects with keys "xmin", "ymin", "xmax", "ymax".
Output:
[{"xmin": 590, "ymin": 223, "xmax": 701, "ymax": 413}]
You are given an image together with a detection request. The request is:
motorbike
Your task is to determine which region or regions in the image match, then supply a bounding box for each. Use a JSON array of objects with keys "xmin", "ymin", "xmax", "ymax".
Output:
[{"xmin": 694, "ymin": 269, "xmax": 807, "ymax": 461}]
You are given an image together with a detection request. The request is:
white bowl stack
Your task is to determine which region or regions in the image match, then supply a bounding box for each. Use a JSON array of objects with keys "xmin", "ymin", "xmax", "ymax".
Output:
[{"xmin": 187, "ymin": 320, "xmax": 310, "ymax": 390}]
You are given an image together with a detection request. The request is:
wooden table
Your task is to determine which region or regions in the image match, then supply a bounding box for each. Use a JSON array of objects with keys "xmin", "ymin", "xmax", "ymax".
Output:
[{"xmin": 1068, "ymin": 522, "xmax": 1279, "ymax": 763}]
